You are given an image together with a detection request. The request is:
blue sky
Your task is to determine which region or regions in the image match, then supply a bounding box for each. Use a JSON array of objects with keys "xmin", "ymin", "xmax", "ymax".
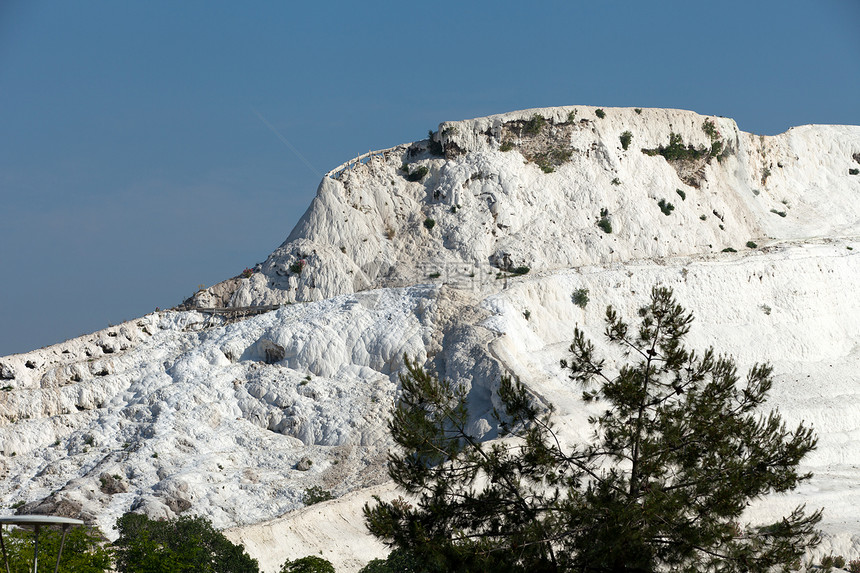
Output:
[{"xmin": 1, "ymin": 1, "xmax": 858, "ymax": 355}]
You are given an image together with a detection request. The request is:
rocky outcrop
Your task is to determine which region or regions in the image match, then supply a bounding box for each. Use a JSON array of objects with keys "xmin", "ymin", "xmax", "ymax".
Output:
[{"xmin": 194, "ymin": 107, "xmax": 860, "ymax": 312}]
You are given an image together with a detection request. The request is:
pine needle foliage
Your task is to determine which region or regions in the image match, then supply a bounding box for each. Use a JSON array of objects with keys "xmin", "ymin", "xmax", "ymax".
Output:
[
  {"xmin": 365, "ymin": 358, "xmax": 563, "ymax": 571},
  {"xmin": 365, "ymin": 286, "xmax": 821, "ymax": 572}
]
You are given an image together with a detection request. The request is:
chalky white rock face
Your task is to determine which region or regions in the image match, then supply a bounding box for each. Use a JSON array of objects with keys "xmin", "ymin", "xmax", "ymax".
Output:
[
  {"xmin": 204, "ymin": 106, "xmax": 860, "ymax": 309},
  {"xmin": 1, "ymin": 106, "xmax": 859, "ymax": 572}
]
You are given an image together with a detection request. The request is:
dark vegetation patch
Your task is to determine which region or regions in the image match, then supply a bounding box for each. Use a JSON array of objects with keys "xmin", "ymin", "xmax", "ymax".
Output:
[
  {"xmin": 657, "ymin": 199, "xmax": 675, "ymax": 216},
  {"xmin": 499, "ymin": 114, "xmax": 577, "ymax": 173},
  {"xmin": 400, "ymin": 164, "xmax": 429, "ymax": 182},
  {"xmin": 597, "ymin": 213, "xmax": 612, "ymax": 234},
  {"xmin": 641, "ymin": 119, "xmax": 730, "ymax": 188}
]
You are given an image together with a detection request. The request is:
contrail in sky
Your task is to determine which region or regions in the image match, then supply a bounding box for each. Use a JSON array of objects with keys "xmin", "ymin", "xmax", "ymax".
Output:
[{"xmin": 251, "ymin": 106, "xmax": 321, "ymax": 178}]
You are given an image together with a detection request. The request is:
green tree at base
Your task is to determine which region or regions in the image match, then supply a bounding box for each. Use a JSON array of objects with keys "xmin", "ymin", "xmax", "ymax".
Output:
[
  {"xmin": 0, "ymin": 525, "xmax": 112, "ymax": 572},
  {"xmin": 280, "ymin": 555, "xmax": 335, "ymax": 573},
  {"xmin": 364, "ymin": 286, "xmax": 821, "ymax": 572},
  {"xmin": 113, "ymin": 513, "xmax": 258, "ymax": 573}
]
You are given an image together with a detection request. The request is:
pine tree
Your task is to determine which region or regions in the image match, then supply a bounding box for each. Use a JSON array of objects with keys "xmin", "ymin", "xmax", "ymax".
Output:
[{"xmin": 364, "ymin": 286, "xmax": 821, "ymax": 572}]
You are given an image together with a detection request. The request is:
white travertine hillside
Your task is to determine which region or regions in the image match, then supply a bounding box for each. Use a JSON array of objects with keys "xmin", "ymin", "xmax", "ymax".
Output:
[
  {"xmin": 1, "ymin": 106, "xmax": 859, "ymax": 572},
  {"xmin": 187, "ymin": 106, "xmax": 860, "ymax": 309}
]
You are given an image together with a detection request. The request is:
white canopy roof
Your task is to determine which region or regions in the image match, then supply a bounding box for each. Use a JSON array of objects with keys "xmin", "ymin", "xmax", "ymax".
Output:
[{"xmin": 0, "ymin": 516, "xmax": 84, "ymax": 526}]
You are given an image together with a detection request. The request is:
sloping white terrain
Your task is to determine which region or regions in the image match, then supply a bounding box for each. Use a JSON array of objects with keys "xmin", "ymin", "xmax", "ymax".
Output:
[{"xmin": 2, "ymin": 106, "xmax": 860, "ymax": 571}]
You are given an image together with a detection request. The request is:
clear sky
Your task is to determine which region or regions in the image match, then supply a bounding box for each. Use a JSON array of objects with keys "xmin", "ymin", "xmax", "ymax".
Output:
[{"xmin": 1, "ymin": 1, "xmax": 858, "ymax": 356}]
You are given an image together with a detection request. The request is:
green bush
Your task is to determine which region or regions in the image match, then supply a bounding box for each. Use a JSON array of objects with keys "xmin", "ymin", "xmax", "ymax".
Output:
[
  {"xmin": 523, "ymin": 114, "xmax": 546, "ymax": 136},
  {"xmin": 289, "ymin": 260, "xmax": 307, "ymax": 274},
  {"xmin": 406, "ymin": 166, "xmax": 429, "ymax": 182},
  {"xmin": 427, "ymin": 131, "xmax": 444, "ymax": 156},
  {"xmin": 595, "ymin": 109, "xmax": 605, "ymax": 119},
  {"xmin": 722, "ymin": 247, "xmax": 737, "ymax": 253},
  {"xmin": 551, "ymin": 147, "xmax": 573, "ymax": 164},
  {"xmin": 280, "ymin": 555, "xmax": 335, "ymax": 573},
  {"xmin": 423, "ymin": 218, "xmax": 436, "ymax": 230},
  {"xmin": 770, "ymin": 209, "xmax": 787, "ymax": 218},
  {"xmin": 597, "ymin": 217, "xmax": 612, "ymax": 234},
  {"xmin": 114, "ymin": 513, "xmax": 258, "ymax": 573},
  {"xmin": 499, "ymin": 140, "xmax": 515, "ymax": 152},
  {"xmin": 536, "ymin": 158, "xmax": 554, "ymax": 173},
  {"xmin": 619, "ymin": 131, "xmax": 632, "ymax": 150},
  {"xmin": 676, "ymin": 189, "xmax": 686, "ymax": 201},
  {"xmin": 534, "ymin": 147, "xmax": 572, "ymax": 173},
  {"xmin": 303, "ymin": 486, "xmax": 334, "ymax": 505},
  {"xmin": 510, "ymin": 266, "xmax": 530, "ymax": 276},
  {"xmin": 702, "ymin": 118, "xmax": 719, "ymax": 140},
  {"xmin": 850, "ymin": 168, "xmax": 859, "ymax": 175},
  {"xmin": 657, "ymin": 198, "xmax": 675, "ymax": 216},
  {"xmin": 746, "ymin": 241, "xmax": 758, "ymax": 249},
  {"xmin": 634, "ymin": 108, "xmax": 642, "ymax": 114},
  {"xmin": 567, "ymin": 109, "xmax": 577, "ymax": 123},
  {"xmin": 359, "ymin": 548, "xmax": 435, "ymax": 573},
  {"xmin": 661, "ymin": 133, "xmax": 700, "ymax": 161},
  {"xmin": 643, "ymin": 132, "xmax": 707, "ymax": 162},
  {"xmin": 0, "ymin": 525, "xmax": 112, "ymax": 573},
  {"xmin": 572, "ymin": 288, "xmax": 589, "ymax": 308}
]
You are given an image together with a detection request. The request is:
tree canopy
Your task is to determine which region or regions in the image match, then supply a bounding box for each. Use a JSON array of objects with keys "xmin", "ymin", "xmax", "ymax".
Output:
[
  {"xmin": 0, "ymin": 524, "xmax": 112, "ymax": 573},
  {"xmin": 364, "ymin": 286, "xmax": 821, "ymax": 572},
  {"xmin": 279, "ymin": 555, "xmax": 336, "ymax": 573},
  {"xmin": 113, "ymin": 513, "xmax": 259, "ymax": 573}
]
